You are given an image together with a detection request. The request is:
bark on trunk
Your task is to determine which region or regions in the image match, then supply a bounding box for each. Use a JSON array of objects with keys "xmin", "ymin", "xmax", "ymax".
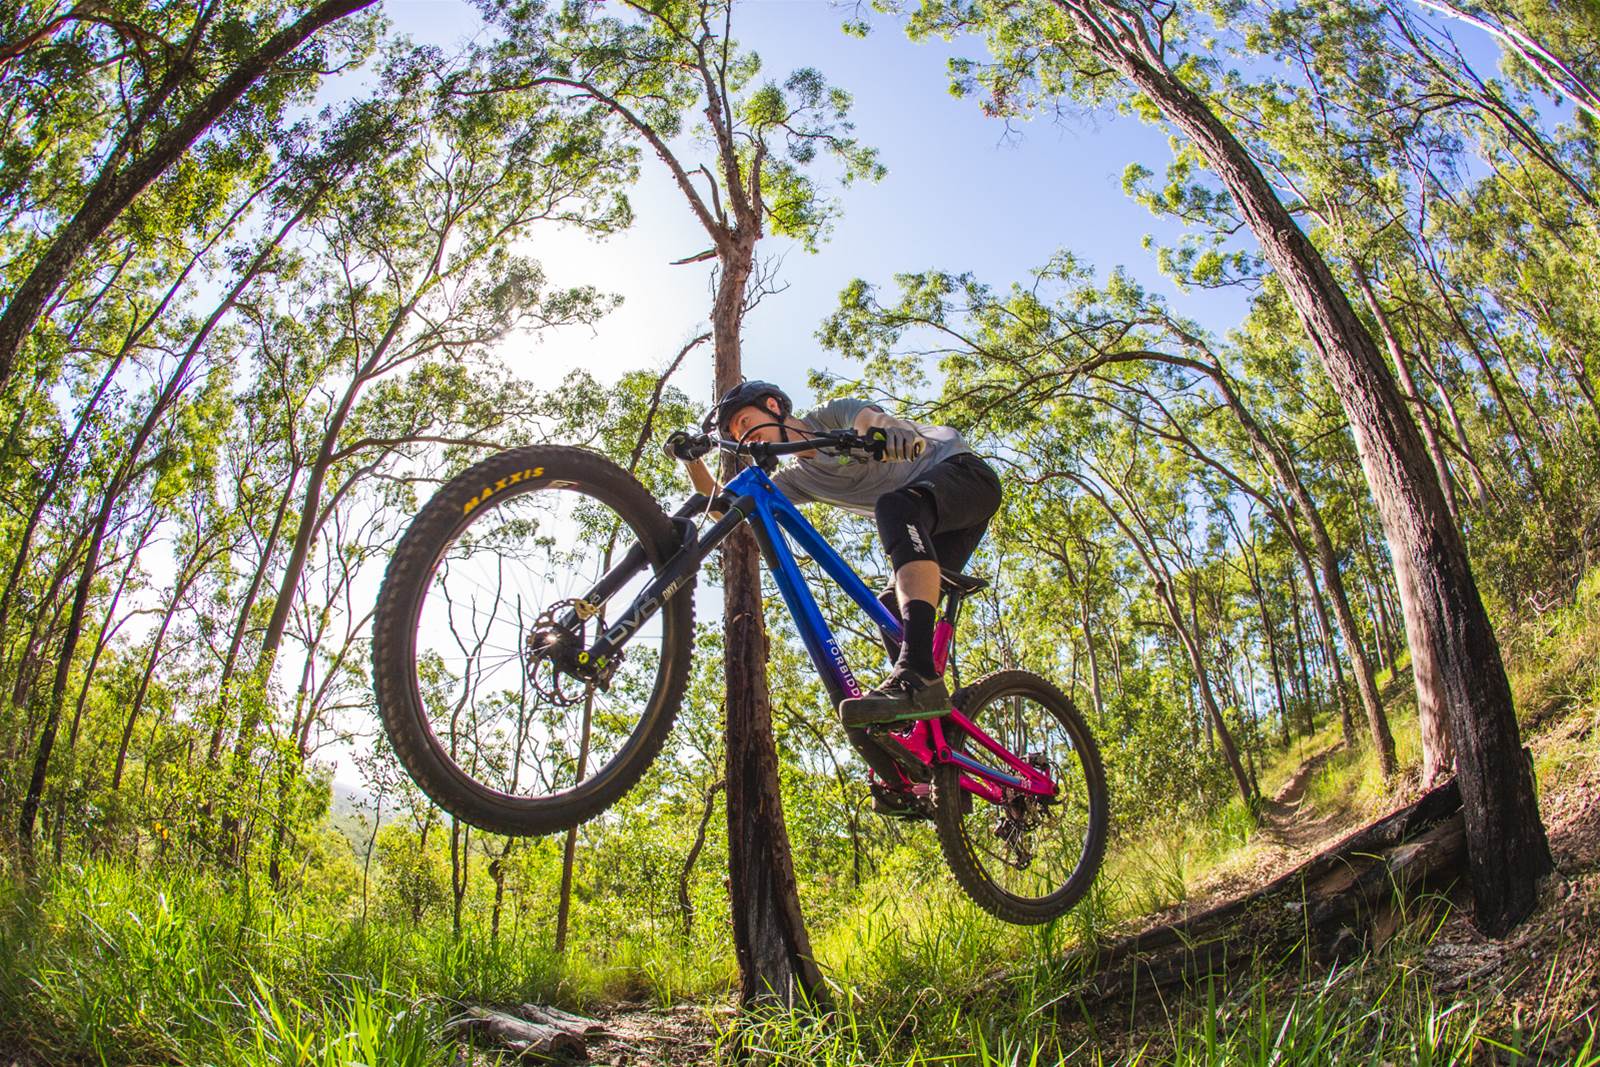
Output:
[
  {"xmin": 554, "ymin": 688, "xmax": 595, "ymax": 956},
  {"xmin": 207, "ymin": 472, "xmax": 298, "ymax": 766},
  {"xmin": 678, "ymin": 778, "xmax": 725, "ymax": 937},
  {"xmin": 1081, "ymin": 595, "xmax": 1105, "ymax": 725},
  {"xmin": 714, "ymin": 253, "xmax": 824, "ymax": 1001},
  {"xmin": 1177, "ymin": 586, "xmax": 1255, "ymax": 809},
  {"xmin": 1068, "ymin": 467, "xmax": 1255, "ymax": 808},
  {"xmin": 722, "ymin": 517, "xmax": 825, "ymax": 1003},
  {"xmin": 1353, "ymin": 262, "xmax": 1463, "ymax": 529},
  {"xmin": 1059, "ymin": 1, "xmax": 1551, "ymax": 932}
]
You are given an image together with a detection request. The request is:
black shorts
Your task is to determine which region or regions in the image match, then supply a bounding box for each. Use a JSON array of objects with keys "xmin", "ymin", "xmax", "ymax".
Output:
[{"xmin": 898, "ymin": 452, "xmax": 1003, "ymax": 572}]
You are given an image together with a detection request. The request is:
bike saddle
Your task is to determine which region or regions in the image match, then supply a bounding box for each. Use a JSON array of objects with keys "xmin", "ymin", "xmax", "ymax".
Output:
[{"xmin": 939, "ymin": 568, "xmax": 988, "ymax": 594}]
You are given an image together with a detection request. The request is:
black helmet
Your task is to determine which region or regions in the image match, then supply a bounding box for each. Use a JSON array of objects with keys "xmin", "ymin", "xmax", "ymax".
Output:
[{"xmin": 704, "ymin": 380, "xmax": 791, "ymax": 437}]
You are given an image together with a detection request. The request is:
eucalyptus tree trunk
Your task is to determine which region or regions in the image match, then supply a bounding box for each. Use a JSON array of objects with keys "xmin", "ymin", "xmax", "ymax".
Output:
[
  {"xmin": 1177, "ymin": 582, "xmax": 1255, "ymax": 809},
  {"xmin": 1226, "ymin": 512, "xmax": 1292, "ymax": 747},
  {"xmin": 678, "ymin": 779, "xmax": 725, "ymax": 937},
  {"xmin": 1096, "ymin": 346, "xmax": 1394, "ymax": 772},
  {"xmin": 553, "ymin": 339, "xmax": 702, "ymax": 951},
  {"xmin": 1054, "ymin": 0, "xmax": 1551, "ymax": 933},
  {"xmin": 112, "ymin": 537, "xmax": 218, "ymax": 790},
  {"xmin": 207, "ymin": 473, "xmax": 299, "ymax": 766},
  {"xmin": 0, "ymin": 349, "xmax": 127, "ymax": 656},
  {"xmin": 1351, "ymin": 262, "xmax": 1462, "ymax": 528},
  {"xmin": 16, "ymin": 481, "xmax": 132, "ymax": 856},
  {"xmin": 490, "ymin": 838, "xmax": 514, "ymax": 944},
  {"xmin": 520, "ymin": 15, "xmax": 827, "ymax": 1000},
  {"xmin": 1066, "ymin": 470, "xmax": 1255, "ymax": 808},
  {"xmin": 713, "ymin": 250, "xmax": 825, "ymax": 1003},
  {"xmin": 1080, "ymin": 595, "xmax": 1105, "ymax": 726},
  {"xmin": 1283, "ymin": 574, "xmax": 1314, "ymax": 731},
  {"xmin": 1285, "ymin": 541, "xmax": 1346, "ymax": 741},
  {"xmin": 554, "ymin": 687, "xmax": 596, "ymax": 956}
]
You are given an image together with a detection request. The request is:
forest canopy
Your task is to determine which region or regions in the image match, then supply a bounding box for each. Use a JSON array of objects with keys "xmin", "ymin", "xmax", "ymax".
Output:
[{"xmin": 0, "ymin": 0, "xmax": 1596, "ymax": 1062}]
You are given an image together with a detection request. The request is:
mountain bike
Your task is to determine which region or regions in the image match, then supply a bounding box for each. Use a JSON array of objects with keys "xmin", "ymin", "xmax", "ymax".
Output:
[{"xmin": 373, "ymin": 430, "xmax": 1108, "ymax": 923}]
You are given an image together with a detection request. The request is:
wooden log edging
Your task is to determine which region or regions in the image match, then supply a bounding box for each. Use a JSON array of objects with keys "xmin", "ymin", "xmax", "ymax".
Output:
[
  {"xmin": 518, "ymin": 1003, "xmax": 611, "ymax": 1037},
  {"xmin": 1071, "ymin": 777, "xmax": 1467, "ymax": 1006}
]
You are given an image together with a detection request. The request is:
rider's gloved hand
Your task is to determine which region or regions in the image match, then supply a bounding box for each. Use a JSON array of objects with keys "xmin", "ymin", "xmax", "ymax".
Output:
[
  {"xmin": 877, "ymin": 426, "xmax": 926, "ymax": 462},
  {"xmin": 662, "ymin": 431, "xmax": 710, "ymax": 462}
]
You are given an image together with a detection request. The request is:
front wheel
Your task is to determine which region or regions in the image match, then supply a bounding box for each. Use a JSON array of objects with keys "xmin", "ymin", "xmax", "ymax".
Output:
[
  {"xmin": 932, "ymin": 670, "xmax": 1109, "ymax": 924},
  {"xmin": 372, "ymin": 445, "xmax": 695, "ymax": 836}
]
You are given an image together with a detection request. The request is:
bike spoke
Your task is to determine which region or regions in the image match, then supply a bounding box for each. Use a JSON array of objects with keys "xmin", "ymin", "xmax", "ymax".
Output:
[
  {"xmin": 951, "ymin": 684, "xmax": 1098, "ymax": 906},
  {"xmin": 410, "ymin": 483, "xmax": 670, "ymax": 799}
]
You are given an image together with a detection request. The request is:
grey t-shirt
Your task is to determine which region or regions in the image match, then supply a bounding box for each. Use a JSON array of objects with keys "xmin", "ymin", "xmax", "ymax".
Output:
[{"xmin": 769, "ymin": 398, "xmax": 972, "ymax": 516}]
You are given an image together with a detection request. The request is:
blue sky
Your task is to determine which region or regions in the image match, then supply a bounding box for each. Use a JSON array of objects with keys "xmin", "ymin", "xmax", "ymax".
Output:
[{"xmin": 381, "ymin": 0, "xmax": 1236, "ymax": 415}]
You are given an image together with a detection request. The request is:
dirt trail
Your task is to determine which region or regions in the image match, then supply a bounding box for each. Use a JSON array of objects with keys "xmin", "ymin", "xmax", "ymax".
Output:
[
  {"xmin": 584, "ymin": 1003, "xmax": 723, "ymax": 1067},
  {"xmin": 1256, "ymin": 743, "xmax": 1354, "ymax": 850},
  {"xmin": 1130, "ymin": 742, "xmax": 1375, "ymax": 931}
]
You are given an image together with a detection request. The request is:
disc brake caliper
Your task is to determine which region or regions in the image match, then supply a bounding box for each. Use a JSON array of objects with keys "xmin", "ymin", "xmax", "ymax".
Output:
[{"xmin": 524, "ymin": 598, "xmax": 621, "ymax": 706}]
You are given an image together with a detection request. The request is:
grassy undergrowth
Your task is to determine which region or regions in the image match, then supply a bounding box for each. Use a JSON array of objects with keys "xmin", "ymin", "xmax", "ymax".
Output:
[
  {"xmin": 0, "ymin": 859, "xmax": 734, "ymax": 1064},
  {"xmin": 5, "ymin": 580, "xmax": 1599, "ymax": 1064}
]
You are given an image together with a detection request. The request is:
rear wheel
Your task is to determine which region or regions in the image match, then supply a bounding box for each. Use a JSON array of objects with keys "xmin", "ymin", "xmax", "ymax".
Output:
[
  {"xmin": 372, "ymin": 446, "xmax": 695, "ymax": 836},
  {"xmin": 932, "ymin": 670, "xmax": 1108, "ymax": 924}
]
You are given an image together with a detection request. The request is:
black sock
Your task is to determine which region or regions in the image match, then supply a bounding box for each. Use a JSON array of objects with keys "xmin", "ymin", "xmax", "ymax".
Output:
[{"xmin": 897, "ymin": 599, "xmax": 937, "ymax": 678}]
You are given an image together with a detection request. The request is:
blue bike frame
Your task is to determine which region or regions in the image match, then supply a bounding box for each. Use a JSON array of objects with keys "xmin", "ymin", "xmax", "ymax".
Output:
[
  {"xmin": 725, "ymin": 464, "xmax": 899, "ymax": 705},
  {"xmin": 576, "ymin": 458, "xmax": 1058, "ymax": 803}
]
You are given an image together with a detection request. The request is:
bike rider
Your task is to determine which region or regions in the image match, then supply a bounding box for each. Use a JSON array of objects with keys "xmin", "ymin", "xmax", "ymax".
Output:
[{"xmin": 668, "ymin": 381, "xmax": 1002, "ymax": 727}]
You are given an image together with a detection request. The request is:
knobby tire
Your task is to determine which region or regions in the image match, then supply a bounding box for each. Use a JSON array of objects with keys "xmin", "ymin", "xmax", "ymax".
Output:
[
  {"xmin": 372, "ymin": 446, "xmax": 694, "ymax": 836},
  {"xmin": 932, "ymin": 670, "xmax": 1109, "ymax": 924}
]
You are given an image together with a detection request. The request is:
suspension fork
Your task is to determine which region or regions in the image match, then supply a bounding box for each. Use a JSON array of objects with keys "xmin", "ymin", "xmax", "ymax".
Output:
[{"xmin": 572, "ymin": 494, "xmax": 752, "ymax": 673}]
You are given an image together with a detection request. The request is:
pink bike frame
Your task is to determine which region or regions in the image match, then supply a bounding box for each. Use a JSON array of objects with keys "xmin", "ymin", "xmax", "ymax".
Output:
[{"xmin": 885, "ymin": 620, "xmax": 1058, "ymax": 804}]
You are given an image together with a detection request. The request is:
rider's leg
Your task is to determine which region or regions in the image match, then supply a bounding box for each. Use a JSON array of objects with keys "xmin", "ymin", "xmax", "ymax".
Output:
[
  {"xmin": 893, "ymin": 559, "xmax": 940, "ymax": 677},
  {"xmin": 841, "ymin": 456, "xmax": 1003, "ymax": 726},
  {"xmin": 839, "ymin": 488, "xmax": 949, "ymax": 725}
]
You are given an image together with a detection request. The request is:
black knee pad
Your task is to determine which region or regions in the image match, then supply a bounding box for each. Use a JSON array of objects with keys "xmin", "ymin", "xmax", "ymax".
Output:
[{"xmin": 875, "ymin": 487, "xmax": 938, "ymax": 571}]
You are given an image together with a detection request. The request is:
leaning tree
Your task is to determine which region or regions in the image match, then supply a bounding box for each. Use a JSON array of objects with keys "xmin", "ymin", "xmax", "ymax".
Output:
[{"xmin": 901, "ymin": 0, "xmax": 1552, "ymax": 933}]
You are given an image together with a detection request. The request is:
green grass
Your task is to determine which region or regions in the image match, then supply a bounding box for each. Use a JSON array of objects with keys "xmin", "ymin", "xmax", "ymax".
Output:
[
  {"xmin": 0, "ymin": 859, "xmax": 733, "ymax": 1063},
  {"xmin": 714, "ymin": 949, "xmax": 1600, "ymax": 1066},
  {"xmin": 8, "ymin": 575, "xmax": 1600, "ymax": 1064}
]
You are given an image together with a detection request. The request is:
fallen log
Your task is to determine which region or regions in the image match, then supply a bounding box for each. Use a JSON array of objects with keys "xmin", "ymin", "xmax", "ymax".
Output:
[
  {"xmin": 1073, "ymin": 777, "xmax": 1468, "ymax": 1006},
  {"xmin": 518, "ymin": 1003, "xmax": 610, "ymax": 1038},
  {"xmin": 445, "ymin": 1006, "xmax": 586, "ymax": 1060},
  {"xmin": 1093, "ymin": 777, "xmax": 1462, "ymax": 968}
]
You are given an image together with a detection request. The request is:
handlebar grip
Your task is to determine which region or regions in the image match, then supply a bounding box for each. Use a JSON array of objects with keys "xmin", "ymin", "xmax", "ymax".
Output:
[
  {"xmin": 862, "ymin": 427, "xmax": 888, "ymax": 460},
  {"xmin": 665, "ymin": 431, "xmax": 713, "ymax": 461}
]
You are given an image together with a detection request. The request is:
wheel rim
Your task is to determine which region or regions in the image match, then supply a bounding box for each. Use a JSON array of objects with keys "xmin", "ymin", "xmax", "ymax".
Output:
[
  {"xmin": 405, "ymin": 480, "xmax": 672, "ymax": 805},
  {"xmin": 951, "ymin": 683, "xmax": 1099, "ymax": 907}
]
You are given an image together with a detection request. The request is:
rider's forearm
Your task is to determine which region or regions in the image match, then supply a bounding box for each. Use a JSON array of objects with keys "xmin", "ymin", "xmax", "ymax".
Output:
[
  {"xmin": 684, "ymin": 457, "xmax": 725, "ymax": 518},
  {"xmin": 852, "ymin": 406, "xmax": 919, "ymax": 437},
  {"xmin": 685, "ymin": 457, "xmax": 718, "ymax": 496}
]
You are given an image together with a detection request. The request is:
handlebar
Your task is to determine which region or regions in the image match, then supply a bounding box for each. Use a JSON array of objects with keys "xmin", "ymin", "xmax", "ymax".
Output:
[{"xmin": 665, "ymin": 428, "xmax": 885, "ymax": 463}]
